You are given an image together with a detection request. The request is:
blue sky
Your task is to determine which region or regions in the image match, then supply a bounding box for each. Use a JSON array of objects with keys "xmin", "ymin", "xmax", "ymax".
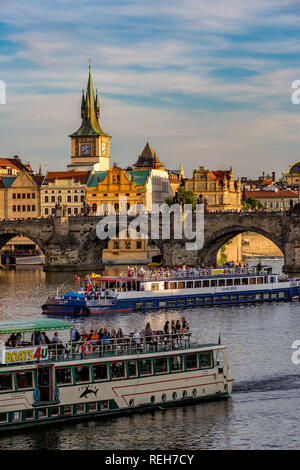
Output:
[{"xmin": 0, "ymin": 0, "xmax": 299, "ymax": 178}]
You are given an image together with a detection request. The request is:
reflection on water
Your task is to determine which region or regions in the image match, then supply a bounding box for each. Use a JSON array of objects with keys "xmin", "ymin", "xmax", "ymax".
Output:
[{"xmin": 0, "ymin": 258, "xmax": 300, "ymax": 449}]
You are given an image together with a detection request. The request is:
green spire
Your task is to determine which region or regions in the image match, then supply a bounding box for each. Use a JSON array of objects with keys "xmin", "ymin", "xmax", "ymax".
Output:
[{"xmin": 70, "ymin": 61, "xmax": 111, "ymax": 138}]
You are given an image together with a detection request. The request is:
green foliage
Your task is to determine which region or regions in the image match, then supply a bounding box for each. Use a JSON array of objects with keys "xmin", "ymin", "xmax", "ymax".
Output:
[
  {"xmin": 242, "ymin": 196, "xmax": 264, "ymax": 211},
  {"xmin": 167, "ymin": 187, "xmax": 197, "ymax": 210}
]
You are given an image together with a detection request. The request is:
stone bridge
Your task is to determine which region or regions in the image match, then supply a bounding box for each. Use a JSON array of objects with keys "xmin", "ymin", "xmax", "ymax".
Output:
[{"xmin": 0, "ymin": 211, "xmax": 300, "ymax": 274}]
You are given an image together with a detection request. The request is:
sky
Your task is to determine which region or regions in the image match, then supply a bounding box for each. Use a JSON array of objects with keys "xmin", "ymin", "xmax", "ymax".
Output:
[{"xmin": 0, "ymin": 0, "xmax": 299, "ymax": 178}]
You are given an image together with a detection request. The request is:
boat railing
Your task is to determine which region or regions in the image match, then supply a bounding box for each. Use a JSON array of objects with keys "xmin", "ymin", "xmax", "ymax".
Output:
[
  {"xmin": 0, "ymin": 332, "xmax": 206, "ymax": 365},
  {"xmin": 141, "ymin": 267, "xmax": 268, "ymax": 281}
]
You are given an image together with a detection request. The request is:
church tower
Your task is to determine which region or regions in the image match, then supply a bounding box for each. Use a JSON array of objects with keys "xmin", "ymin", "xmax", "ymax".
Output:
[{"xmin": 67, "ymin": 62, "xmax": 111, "ymax": 172}]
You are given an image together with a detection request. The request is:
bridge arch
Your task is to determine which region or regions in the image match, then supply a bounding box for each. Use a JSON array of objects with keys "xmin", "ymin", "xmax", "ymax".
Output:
[
  {"xmin": 0, "ymin": 229, "xmax": 48, "ymax": 257},
  {"xmin": 198, "ymin": 225, "xmax": 284, "ymax": 266}
]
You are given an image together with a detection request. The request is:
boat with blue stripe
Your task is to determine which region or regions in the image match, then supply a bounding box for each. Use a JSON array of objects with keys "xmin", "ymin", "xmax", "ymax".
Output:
[{"xmin": 42, "ymin": 266, "xmax": 300, "ymax": 316}]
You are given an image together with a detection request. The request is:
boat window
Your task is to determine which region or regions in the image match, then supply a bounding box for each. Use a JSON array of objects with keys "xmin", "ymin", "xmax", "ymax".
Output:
[
  {"xmin": 178, "ymin": 282, "xmax": 185, "ymax": 289},
  {"xmin": 196, "ymin": 297, "xmax": 202, "ymax": 304},
  {"xmin": 154, "ymin": 357, "xmax": 168, "ymax": 374},
  {"xmin": 195, "ymin": 281, "xmax": 201, "ymax": 288},
  {"xmin": 187, "ymin": 281, "xmax": 193, "ymax": 288},
  {"xmin": 0, "ymin": 373, "xmax": 13, "ymax": 391},
  {"xmin": 255, "ymin": 293, "xmax": 262, "ymax": 300},
  {"xmin": 271, "ymin": 293, "xmax": 277, "ymax": 299},
  {"xmin": 214, "ymin": 296, "xmax": 220, "ymax": 303},
  {"xmin": 89, "ymin": 402, "xmax": 97, "ymax": 412},
  {"xmin": 56, "ymin": 367, "xmax": 72, "ymax": 385},
  {"xmin": 199, "ymin": 351, "xmax": 212, "ymax": 369},
  {"xmin": 203, "ymin": 280, "xmax": 209, "ymax": 288},
  {"xmin": 170, "ymin": 282, "xmax": 177, "ymax": 289},
  {"xmin": 234, "ymin": 278, "xmax": 241, "ymax": 285},
  {"xmin": 50, "ymin": 406, "xmax": 60, "ymax": 416},
  {"xmin": 100, "ymin": 400, "xmax": 109, "ymax": 410},
  {"xmin": 204, "ymin": 297, "xmax": 211, "ymax": 304},
  {"xmin": 218, "ymin": 279, "xmax": 225, "ymax": 287},
  {"xmin": 242, "ymin": 278, "xmax": 248, "ymax": 285},
  {"xmin": 226, "ymin": 279, "xmax": 233, "ymax": 286},
  {"xmin": 164, "ymin": 282, "xmax": 169, "ymax": 290},
  {"xmin": 230, "ymin": 295, "xmax": 237, "ymax": 301},
  {"xmin": 145, "ymin": 301, "xmax": 153, "ymax": 308},
  {"xmin": 139, "ymin": 359, "xmax": 152, "ymax": 376},
  {"xmin": 0, "ymin": 413, "xmax": 8, "ymax": 423},
  {"xmin": 278, "ymin": 292, "xmax": 285, "ymax": 298},
  {"xmin": 12, "ymin": 411, "xmax": 21, "ymax": 421},
  {"xmin": 187, "ymin": 298, "xmax": 194, "ymax": 305},
  {"xmin": 38, "ymin": 408, "xmax": 47, "ymax": 419},
  {"xmin": 249, "ymin": 277, "xmax": 256, "ymax": 284},
  {"xmin": 110, "ymin": 362, "xmax": 125, "ymax": 379},
  {"xmin": 16, "ymin": 371, "xmax": 33, "ymax": 389},
  {"xmin": 76, "ymin": 403, "xmax": 85, "ymax": 413},
  {"xmin": 24, "ymin": 409, "xmax": 35, "ymax": 420},
  {"xmin": 247, "ymin": 294, "xmax": 254, "ymax": 300},
  {"xmin": 185, "ymin": 353, "xmax": 198, "ymax": 370},
  {"xmin": 93, "ymin": 364, "xmax": 108, "ymax": 381},
  {"xmin": 75, "ymin": 366, "xmax": 90, "ymax": 383},
  {"xmin": 159, "ymin": 300, "xmax": 167, "ymax": 308},
  {"xmin": 211, "ymin": 280, "xmax": 217, "ymax": 287},
  {"xmin": 239, "ymin": 295, "xmax": 246, "ymax": 301},
  {"xmin": 222, "ymin": 296, "xmax": 229, "ymax": 301},
  {"xmin": 168, "ymin": 299, "xmax": 176, "ymax": 306},
  {"xmin": 151, "ymin": 283, "xmax": 159, "ymax": 291},
  {"xmin": 170, "ymin": 355, "xmax": 183, "ymax": 371},
  {"xmin": 257, "ymin": 277, "xmax": 263, "ymax": 284},
  {"xmin": 128, "ymin": 360, "xmax": 137, "ymax": 377},
  {"xmin": 178, "ymin": 298, "xmax": 185, "ymax": 305},
  {"xmin": 63, "ymin": 405, "xmax": 72, "ymax": 414},
  {"xmin": 263, "ymin": 293, "xmax": 269, "ymax": 299}
]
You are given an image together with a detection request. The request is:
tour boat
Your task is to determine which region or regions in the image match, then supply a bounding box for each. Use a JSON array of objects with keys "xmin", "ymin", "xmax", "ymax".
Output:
[
  {"xmin": 0, "ymin": 318, "xmax": 233, "ymax": 431},
  {"xmin": 42, "ymin": 266, "xmax": 300, "ymax": 316}
]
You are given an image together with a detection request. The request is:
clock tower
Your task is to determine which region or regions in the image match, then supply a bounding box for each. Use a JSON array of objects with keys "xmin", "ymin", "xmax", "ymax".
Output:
[{"xmin": 67, "ymin": 62, "xmax": 111, "ymax": 172}]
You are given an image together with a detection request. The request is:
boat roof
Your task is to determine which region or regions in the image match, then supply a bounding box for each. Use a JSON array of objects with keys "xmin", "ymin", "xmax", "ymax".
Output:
[
  {"xmin": 0, "ymin": 318, "xmax": 74, "ymax": 334},
  {"xmin": 80, "ymin": 277, "xmax": 139, "ymax": 282}
]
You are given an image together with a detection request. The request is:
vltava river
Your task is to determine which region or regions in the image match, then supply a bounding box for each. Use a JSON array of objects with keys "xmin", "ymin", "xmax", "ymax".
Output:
[{"xmin": 0, "ymin": 259, "xmax": 299, "ymax": 450}]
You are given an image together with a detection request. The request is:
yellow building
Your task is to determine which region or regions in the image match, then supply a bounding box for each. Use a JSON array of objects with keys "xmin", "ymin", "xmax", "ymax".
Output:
[
  {"xmin": 86, "ymin": 165, "xmax": 153, "ymax": 263},
  {"xmin": 286, "ymin": 161, "xmax": 300, "ymax": 187},
  {"xmin": 183, "ymin": 166, "xmax": 241, "ymax": 211},
  {"xmin": 0, "ymin": 170, "xmax": 41, "ymax": 219}
]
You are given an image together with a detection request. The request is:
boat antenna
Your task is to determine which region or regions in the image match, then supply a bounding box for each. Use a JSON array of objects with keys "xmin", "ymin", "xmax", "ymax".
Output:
[{"xmin": 218, "ymin": 332, "xmax": 221, "ymax": 345}]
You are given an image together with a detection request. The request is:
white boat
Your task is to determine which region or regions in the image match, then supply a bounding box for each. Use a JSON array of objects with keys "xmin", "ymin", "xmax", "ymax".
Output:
[{"xmin": 0, "ymin": 319, "xmax": 233, "ymax": 431}]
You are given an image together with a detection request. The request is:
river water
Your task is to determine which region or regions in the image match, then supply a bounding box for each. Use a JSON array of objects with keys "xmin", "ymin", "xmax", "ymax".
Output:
[{"xmin": 0, "ymin": 258, "xmax": 299, "ymax": 450}]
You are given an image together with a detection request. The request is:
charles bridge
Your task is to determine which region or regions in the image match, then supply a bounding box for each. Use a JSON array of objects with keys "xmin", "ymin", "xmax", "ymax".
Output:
[{"xmin": 1, "ymin": 211, "xmax": 300, "ymax": 274}]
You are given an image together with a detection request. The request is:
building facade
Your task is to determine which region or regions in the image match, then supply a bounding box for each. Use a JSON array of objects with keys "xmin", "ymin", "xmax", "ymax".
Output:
[
  {"xmin": 41, "ymin": 171, "xmax": 90, "ymax": 217},
  {"xmin": 0, "ymin": 170, "xmax": 41, "ymax": 219},
  {"xmin": 245, "ymin": 189, "xmax": 298, "ymax": 210},
  {"xmin": 183, "ymin": 166, "xmax": 241, "ymax": 211}
]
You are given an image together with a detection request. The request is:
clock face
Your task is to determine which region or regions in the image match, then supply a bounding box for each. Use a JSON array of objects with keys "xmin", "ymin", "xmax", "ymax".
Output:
[
  {"xmin": 102, "ymin": 143, "xmax": 106, "ymax": 155},
  {"xmin": 80, "ymin": 144, "xmax": 91, "ymax": 156}
]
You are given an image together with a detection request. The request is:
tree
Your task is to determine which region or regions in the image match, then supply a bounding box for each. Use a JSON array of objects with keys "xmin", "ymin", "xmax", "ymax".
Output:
[
  {"xmin": 242, "ymin": 196, "xmax": 264, "ymax": 211},
  {"xmin": 167, "ymin": 187, "xmax": 197, "ymax": 210}
]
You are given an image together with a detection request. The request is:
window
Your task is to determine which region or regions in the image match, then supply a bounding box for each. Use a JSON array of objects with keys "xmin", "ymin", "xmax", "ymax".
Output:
[
  {"xmin": 170, "ymin": 355, "xmax": 183, "ymax": 371},
  {"xmin": 16, "ymin": 371, "xmax": 33, "ymax": 389},
  {"xmin": 50, "ymin": 406, "xmax": 60, "ymax": 416},
  {"xmin": 0, "ymin": 413, "xmax": 8, "ymax": 423},
  {"xmin": 128, "ymin": 360, "xmax": 137, "ymax": 377},
  {"xmin": 12, "ymin": 411, "xmax": 21, "ymax": 421},
  {"xmin": 139, "ymin": 359, "xmax": 152, "ymax": 376},
  {"xmin": 159, "ymin": 300, "xmax": 167, "ymax": 307},
  {"xmin": 249, "ymin": 278, "xmax": 256, "ymax": 285},
  {"xmin": 169, "ymin": 282, "xmax": 177, "ymax": 289},
  {"xmin": 12, "ymin": 205, "xmax": 16, "ymax": 212},
  {"xmin": 211, "ymin": 280, "xmax": 217, "ymax": 287},
  {"xmin": 89, "ymin": 402, "xmax": 97, "ymax": 411},
  {"xmin": 0, "ymin": 374, "xmax": 13, "ymax": 391},
  {"xmin": 226, "ymin": 279, "xmax": 233, "ymax": 286},
  {"xmin": 151, "ymin": 283, "xmax": 159, "ymax": 291},
  {"xmin": 136, "ymin": 241, "xmax": 142, "ymax": 249},
  {"xmin": 22, "ymin": 193, "xmax": 26, "ymax": 199},
  {"xmin": 22, "ymin": 205, "xmax": 26, "ymax": 211},
  {"xmin": 27, "ymin": 193, "xmax": 30, "ymax": 199},
  {"xmin": 113, "ymin": 241, "xmax": 120, "ymax": 249},
  {"xmin": 51, "ymin": 196, "xmax": 55, "ymax": 203},
  {"xmin": 93, "ymin": 364, "xmax": 108, "ymax": 381},
  {"xmin": 154, "ymin": 357, "xmax": 168, "ymax": 374},
  {"xmin": 200, "ymin": 351, "xmax": 212, "ymax": 368},
  {"xmin": 67, "ymin": 196, "xmax": 72, "ymax": 203},
  {"xmin": 218, "ymin": 279, "xmax": 225, "ymax": 287},
  {"xmin": 203, "ymin": 280, "xmax": 209, "ymax": 288},
  {"xmin": 195, "ymin": 281, "xmax": 201, "ymax": 288},
  {"xmin": 24, "ymin": 410, "xmax": 34, "ymax": 420},
  {"xmin": 12, "ymin": 193, "xmax": 16, "ymax": 199},
  {"xmin": 242, "ymin": 278, "xmax": 248, "ymax": 285},
  {"xmin": 100, "ymin": 400, "xmax": 109, "ymax": 410},
  {"xmin": 56, "ymin": 367, "xmax": 72, "ymax": 385},
  {"xmin": 234, "ymin": 278, "xmax": 241, "ymax": 285},
  {"xmin": 74, "ymin": 196, "xmax": 78, "ymax": 202},
  {"xmin": 27, "ymin": 205, "xmax": 30, "ymax": 211},
  {"xmin": 178, "ymin": 282, "xmax": 185, "ymax": 289},
  {"xmin": 74, "ymin": 366, "xmax": 90, "ymax": 383},
  {"xmin": 32, "ymin": 205, "xmax": 36, "ymax": 212},
  {"xmin": 110, "ymin": 362, "xmax": 125, "ymax": 379},
  {"xmin": 38, "ymin": 408, "xmax": 47, "ymax": 419},
  {"xmin": 63, "ymin": 405, "xmax": 72, "ymax": 414},
  {"xmin": 32, "ymin": 193, "xmax": 35, "ymax": 199},
  {"xmin": 185, "ymin": 354, "xmax": 198, "ymax": 370},
  {"xmin": 76, "ymin": 403, "xmax": 85, "ymax": 414},
  {"xmin": 187, "ymin": 281, "xmax": 193, "ymax": 288},
  {"xmin": 257, "ymin": 277, "xmax": 263, "ymax": 284}
]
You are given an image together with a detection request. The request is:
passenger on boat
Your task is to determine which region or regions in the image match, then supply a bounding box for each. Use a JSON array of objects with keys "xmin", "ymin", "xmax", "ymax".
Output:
[
  {"xmin": 132, "ymin": 329, "xmax": 141, "ymax": 348},
  {"xmin": 42, "ymin": 331, "xmax": 50, "ymax": 344},
  {"xmin": 89, "ymin": 330, "xmax": 99, "ymax": 346},
  {"xmin": 8, "ymin": 332, "xmax": 17, "ymax": 347},
  {"xmin": 102, "ymin": 329, "xmax": 110, "ymax": 350},
  {"xmin": 50, "ymin": 332, "xmax": 65, "ymax": 356},
  {"xmin": 80, "ymin": 329, "xmax": 89, "ymax": 341},
  {"xmin": 116, "ymin": 328, "xmax": 123, "ymax": 339},
  {"xmin": 181, "ymin": 317, "xmax": 189, "ymax": 332}
]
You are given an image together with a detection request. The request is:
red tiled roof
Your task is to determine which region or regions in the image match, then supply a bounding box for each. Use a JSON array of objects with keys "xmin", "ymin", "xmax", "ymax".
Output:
[
  {"xmin": 246, "ymin": 190, "xmax": 298, "ymax": 198},
  {"xmin": 45, "ymin": 171, "xmax": 90, "ymax": 184}
]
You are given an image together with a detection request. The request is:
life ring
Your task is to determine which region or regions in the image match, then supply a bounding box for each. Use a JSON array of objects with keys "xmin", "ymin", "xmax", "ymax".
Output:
[
  {"xmin": 54, "ymin": 386, "xmax": 60, "ymax": 403},
  {"xmin": 34, "ymin": 388, "xmax": 40, "ymax": 402},
  {"xmin": 105, "ymin": 290, "xmax": 110, "ymax": 296},
  {"xmin": 82, "ymin": 341, "xmax": 92, "ymax": 355}
]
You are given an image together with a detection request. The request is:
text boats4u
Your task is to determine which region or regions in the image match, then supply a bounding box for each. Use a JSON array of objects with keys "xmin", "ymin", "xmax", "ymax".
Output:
[
  {"xmin": 42, "ymin": 266, "xmax": 300, "ymax": 315},
  {"xmin": 0, "ymin": 318, "xmax": 233, "ymax": 431}
]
